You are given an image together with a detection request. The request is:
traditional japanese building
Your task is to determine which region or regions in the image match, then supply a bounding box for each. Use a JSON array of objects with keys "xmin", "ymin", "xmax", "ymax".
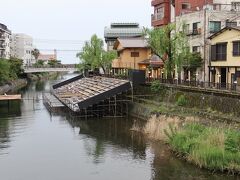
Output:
[
  {"xmin": 112, "ymin": 37, "xmax": 163, "ymax": 79},
  {"xmin": 104, "ymin": 23, "xmax": 143, "ymax": 51}
]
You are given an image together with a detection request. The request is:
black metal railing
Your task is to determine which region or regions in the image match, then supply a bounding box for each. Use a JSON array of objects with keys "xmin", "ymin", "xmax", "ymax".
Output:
[{"xmin": 148, "ymin": 78, "xmax": 239, "ymax": 92}]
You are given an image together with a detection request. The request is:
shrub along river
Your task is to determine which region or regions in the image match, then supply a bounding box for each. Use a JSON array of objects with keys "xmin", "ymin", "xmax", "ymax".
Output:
[{"xmin": 0, "ymin": 74, "xmax": 238, "ymax": 180}]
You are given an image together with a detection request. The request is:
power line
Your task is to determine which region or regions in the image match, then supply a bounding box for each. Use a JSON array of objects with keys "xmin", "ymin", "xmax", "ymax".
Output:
[
  {"xmin": 38, "ymin": 49, "xmax": 82, "ymax": 52},
  {"xmin": 33, "ymin": 38, "xmax": 88, "ymax": 44}
]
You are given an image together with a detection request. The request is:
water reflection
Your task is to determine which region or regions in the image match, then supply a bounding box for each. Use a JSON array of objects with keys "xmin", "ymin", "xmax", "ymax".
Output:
[{"xmin": 67, "ymin": 117, "xmax": 148, "ymax": 164}]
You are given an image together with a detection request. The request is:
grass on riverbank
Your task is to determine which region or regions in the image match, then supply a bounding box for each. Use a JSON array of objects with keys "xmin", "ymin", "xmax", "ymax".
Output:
[{"xmin": 165, "ymin": 123, "xmax": 240, "ymax": 174}]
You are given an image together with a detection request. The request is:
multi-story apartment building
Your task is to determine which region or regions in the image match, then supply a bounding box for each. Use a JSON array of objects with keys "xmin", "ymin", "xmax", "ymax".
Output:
[
  {"xmin": 0, "ymin": 23, "xmax": 11, "ymax": 59},
  {"xmin": 11, "ymin": 33, "xmax": 34, "ymax": 66},
  {"xmin": 151, "ymin": 0, "xmax": 240, "ymax": 83},
  {"xmin": 104, "ymin": 23, "xmax": 143, "ymax": 51},
  {"xmin": 151, "ymin": 0, "xmax": 214, "ymax": 28},
  {"xmin": 176, "ymin": 2, "xmax": 240, "ymax": 82}
]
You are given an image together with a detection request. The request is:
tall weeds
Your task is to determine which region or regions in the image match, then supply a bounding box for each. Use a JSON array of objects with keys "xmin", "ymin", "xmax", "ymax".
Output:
[
  {"xmin": 165, "ymin": 123, "xmax": 240, "ymax": 174},
  {"xmin": 132, "ymin": 114, "xmax": 240, "ymax": 173}
]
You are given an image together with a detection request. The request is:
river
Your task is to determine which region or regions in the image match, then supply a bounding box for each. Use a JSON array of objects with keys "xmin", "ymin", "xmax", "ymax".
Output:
[{"xmin": 0, "ymin": 74, "xmax": 238, "ymax": 180}]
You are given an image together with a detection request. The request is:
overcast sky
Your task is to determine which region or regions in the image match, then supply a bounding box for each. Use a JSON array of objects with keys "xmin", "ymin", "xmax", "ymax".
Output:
[{"xmin": 1, "ymin": 0, "xmax": 152, "ymax": 64}]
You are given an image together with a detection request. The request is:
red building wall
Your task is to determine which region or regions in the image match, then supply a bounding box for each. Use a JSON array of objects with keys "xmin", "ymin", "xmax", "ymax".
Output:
[
  {"xmin": 175, "ymin": 0, "xmax": 213, "ymax": 16},
  {"xmin": 151, "ymin": 0, "xmax": 170, "ymax": 27},
  {"xmin": 151, "ymin": 0, "xmax": 214, "ymax": 28}
]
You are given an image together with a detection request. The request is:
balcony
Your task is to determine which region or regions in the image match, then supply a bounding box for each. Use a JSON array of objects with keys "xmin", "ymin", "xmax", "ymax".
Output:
[
  {"xmin": 206, "ymin": 4, "xmax": 240, "ymax": 12},
  {"xmin": 0, "ymin": 35, "xmax": 4, "ymax": 40},
  {"xmin": 151, "ymin": 0, "xmax": 168, "ymax": 6},
  {"xmin": 186, "ymin": 28, "xmax": 202, "ymax": 36},
  {"xmin": 0, "ymin": 43, "xmax": 6, "ymax": 49}
]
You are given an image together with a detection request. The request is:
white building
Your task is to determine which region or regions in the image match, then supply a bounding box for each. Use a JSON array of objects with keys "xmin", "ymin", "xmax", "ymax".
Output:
[
  {"xmin": 0, "ymin": 23, "xmax": 11, "ymax": 59},
  {"xmin": 11, "ymin": 33, "xmax": 34, "ymax": 66},
  {"xmin": 176, "ymin": 2, "xmax": 240, "ymax": 82}
]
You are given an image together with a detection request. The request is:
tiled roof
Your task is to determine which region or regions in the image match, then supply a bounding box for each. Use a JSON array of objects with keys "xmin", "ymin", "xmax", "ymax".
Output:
[
  {"xmin": 38, "ymin": 54, "xmax": 56, "ymax": 61},
  {"xmin": 209, "ymin": 26, "xmax": 240, "ymax": 39},
  {"xmin": 115, "ymin": 37, "xmax": 148, "ymax": 49},
  {"xmin": 104, "ymin": 27, "xmax": 143, "ymax": 38}
]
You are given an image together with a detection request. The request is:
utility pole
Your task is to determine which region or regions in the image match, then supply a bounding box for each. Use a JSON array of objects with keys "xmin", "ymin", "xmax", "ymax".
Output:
[{"xmin": 203, "ymin": 2, "xmax": 207, "ymax": 82}]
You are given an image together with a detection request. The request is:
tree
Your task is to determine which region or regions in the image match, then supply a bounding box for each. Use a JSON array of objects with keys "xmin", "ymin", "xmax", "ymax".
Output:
[
  {"xmin": 31, "ymin": 48, "xmax": 40, "ymax": 61},
  {"xmin": 33, "ymin": 60, "xmax": 44, "ymax": 67},
  {"xmin": 145, "ymin": 23, "xmax": 195, "ymax": 78},
  {"xmin": 76, "ymin": 34, "xmax": 117, "ymax": 74},
  {"xmin": 48, "ymin": 59, "xmax": 58, "ymax": 67},
  {"xmin": 0, "ymin": 59, "xmax": 10, "ymax": 85},
  {"xmin": 9, "ymin": 57, "xmax": 23, "ymax": 79}
]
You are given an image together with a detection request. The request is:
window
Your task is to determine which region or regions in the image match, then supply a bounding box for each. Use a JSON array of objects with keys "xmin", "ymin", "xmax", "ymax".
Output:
[
  {"xmin": 193, "ymin": 22, "xmax": 200, "ymax": 35},
  {"xmin": 213, "ymin": 4, "xmax": 221, "ymax": 11},
  {"xmin": 192, "ymin": 46, "xmax": 200, "ymax": 53},
  {"xmin": 155, "ymin": 6, "xmax": 164, "ymax": 20},
  {"xmin": 131, "ymin": 52, "xmax": 139, "ymax": 57},
  {"xmin": 211, "ymin": 43, "xmax": 227, "ymax": 61},
  {"xmin": 232, "ymin": 2, "xmax": 240, "ymax": 11},
  {"xmin": 183, "ymin": 24, "xmax": 190, "ymax": 34},
  {"xmin": 182, "ymin": 3, "xmax": 190, "ymax": 10},
  {"xmin": 209, "ymin": 21, "xmax": 221, "ymax": 33},
  {"xmin": 233, "ymin": 41, "xmax": 240, "ymax": 56},
  {"xmin": 226, "ymin": 21, "xmax": 237, "ymax": 27}
]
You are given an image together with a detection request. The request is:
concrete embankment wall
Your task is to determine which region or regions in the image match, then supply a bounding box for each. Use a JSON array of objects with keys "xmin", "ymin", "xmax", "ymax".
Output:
[
  {"xmin": 0, "ymin": 79, "xmax": 28, "ymax": 94},
  {"xmin": 132, "ymin": 84, "xmax": 240, "ymax": 119},
  {"xmin": 0, "ymin": 72, "xmax": 60, "ymax": 95}
]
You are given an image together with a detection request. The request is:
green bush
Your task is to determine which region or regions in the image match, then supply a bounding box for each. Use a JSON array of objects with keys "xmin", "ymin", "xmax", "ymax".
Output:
[
  {"xmin": 176, "ymin": 95, "xmax": 187, "ymax": 106},
  {"xmin": 151, "ymin": 80, "xmax": 164, "ymax": 93}
]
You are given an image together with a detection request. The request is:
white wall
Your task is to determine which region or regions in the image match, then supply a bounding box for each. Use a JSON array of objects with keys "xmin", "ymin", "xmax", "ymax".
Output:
[{"xmin": 11, "ymin": 33, "xmax": 34, "ymax": 66}]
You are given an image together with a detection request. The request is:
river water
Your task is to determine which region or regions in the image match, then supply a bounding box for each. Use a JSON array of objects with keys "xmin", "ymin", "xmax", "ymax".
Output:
[{"xmin": 0, "ymin": 74, "xmax": 238, "ymax": 180}]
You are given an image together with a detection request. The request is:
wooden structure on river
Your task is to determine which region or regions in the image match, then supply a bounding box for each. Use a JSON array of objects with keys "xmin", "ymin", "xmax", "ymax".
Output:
[{"xmin": 51, "ymin": 75, "xmax": 132, "ymax": 118}]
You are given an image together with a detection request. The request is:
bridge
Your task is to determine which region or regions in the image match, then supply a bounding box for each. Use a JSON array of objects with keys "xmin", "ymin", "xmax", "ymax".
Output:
[{"xmin": 23, "ymin": 64, "xmax": 79, "ymax": 73}]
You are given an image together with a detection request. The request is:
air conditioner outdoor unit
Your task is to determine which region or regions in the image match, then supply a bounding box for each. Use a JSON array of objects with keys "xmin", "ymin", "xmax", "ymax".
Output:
[{"xmin": 237, "ymin": 20, "xmax": 240, "ymax": 27}]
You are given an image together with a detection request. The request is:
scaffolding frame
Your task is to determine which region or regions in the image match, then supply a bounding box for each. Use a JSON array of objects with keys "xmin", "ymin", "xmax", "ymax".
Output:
[{"xmin": 67, "ymin": 93, "xmax": 130, "ymax": 119}]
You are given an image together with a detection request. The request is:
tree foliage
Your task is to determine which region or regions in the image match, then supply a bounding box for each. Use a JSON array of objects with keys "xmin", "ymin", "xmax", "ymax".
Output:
[
  {"xmin": 0, "ymin": 59, "xmax": 10, "ymax": 85},
  {"xmin": 76, "ymin": 34, "xmax": 117, "ymax": 74},
  {"xmin": 32, "ymin": 48, "xmax": 40, "ymax": 60},
  {"xmin": 48, "ymin": 59, "xmax": 58, "ymax": 67},
  {"xmin": 9, "ymin": 57, "xmax": 23, "ymax": 79},
  {"xmin": 145, "ymin": 23, "xmax": 202, "ymax": 77},
  {"xmin": 0, "ymin": 58, "xmax": 23, "ymax": 85}
]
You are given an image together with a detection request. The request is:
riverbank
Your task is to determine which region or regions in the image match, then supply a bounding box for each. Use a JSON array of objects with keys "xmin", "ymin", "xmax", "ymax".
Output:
[
  {"xmin": 0, "ymin": 79, "xmax": 27, "ymax": 94},
  {"xmin": 129, "ymin": 84, "xmax": 240, "ymax": 175},
  {"xmin": 0, "ymin": 72, "xmax": 60, "ymax": 94},
  {"xmin": 27, "ymin": 72, "xmax": 60, "ymax": 81}
]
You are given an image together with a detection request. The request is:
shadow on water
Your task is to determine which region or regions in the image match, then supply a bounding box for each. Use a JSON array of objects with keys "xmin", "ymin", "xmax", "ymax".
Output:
[{"xmin": 66, "ymin": 117, "xmax": 147, "ymax": 163}]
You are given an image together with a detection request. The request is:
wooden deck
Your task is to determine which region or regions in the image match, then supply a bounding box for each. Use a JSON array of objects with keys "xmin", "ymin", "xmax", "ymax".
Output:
[{"xmin": 0, "ymin": 95, "xmax": 21, "ymax": 101}]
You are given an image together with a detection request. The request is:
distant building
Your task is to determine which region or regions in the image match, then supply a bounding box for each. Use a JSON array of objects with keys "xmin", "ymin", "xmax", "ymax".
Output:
[
  {"xmin": 112, "ymin": 37, "xmax": 163, "ymax": 79},
  {"xmin": 38, "ymin": 51, "xmax": 57, "ymax": 64},
  {"xmin": 11, "ymin": 33, "xmax": 34, "ymax": 66},
  {"xmin": 104, "ymin": 23, "xmax": 143, "ymax": 51},
  {"xmin": 0, "ymin": 23, "xmax": 11, "ymax": 59}
]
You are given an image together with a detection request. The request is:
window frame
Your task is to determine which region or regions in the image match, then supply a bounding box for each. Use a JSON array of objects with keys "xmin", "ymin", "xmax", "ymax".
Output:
[
  {"xmin": 131, "ymin": 51, "xmax": 140, "ymax": 58},
  {"xmin": 233, "ymin": 41, "xmax": 240, "ymax": 56}
]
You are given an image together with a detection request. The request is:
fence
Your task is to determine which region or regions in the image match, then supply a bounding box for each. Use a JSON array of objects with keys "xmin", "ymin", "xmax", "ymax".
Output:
[{"xmin": 150, "ymin": 78, "xmax": 240, "ymax": 93}]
